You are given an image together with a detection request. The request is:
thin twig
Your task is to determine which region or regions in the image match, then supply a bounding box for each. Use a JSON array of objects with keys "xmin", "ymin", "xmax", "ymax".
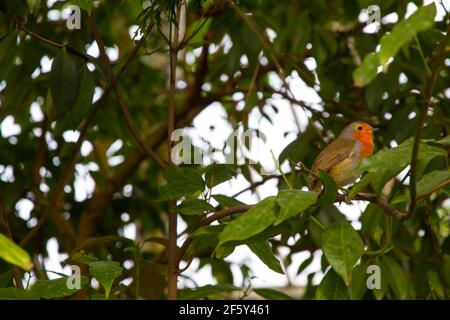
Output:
[
  {"xmin": 20, "ymin": 15, "xmax": 156, "ymax": 248},
  {"xmin": 406, "ymin": 23, "xmax": 450, "ymax": 220},
  {"xmin": 425, "ymin": 206, "xmax": 449, "ymax": 299},
  {"xmin": 177, "ymin": 204, "xmax": 252, "ymax": 264},
  {"xmin": 167, "ymin": 1, "xmax": 182, "ymax": 300},
  {"xmin": 89, "ymin": 15, "xmax": 166, "ymax": 171},
  {"xmin": 14, "ymin": 15, "xmax": 100, "ymax": 71}
]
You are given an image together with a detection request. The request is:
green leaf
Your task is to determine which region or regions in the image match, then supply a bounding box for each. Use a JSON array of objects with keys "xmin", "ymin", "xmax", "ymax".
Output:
[
  {"xmin": 185, "ymin": 17, "xmax": 212, "ymax": 47},
  {"xmin": 353, "ymin": 3, "xmax": 436, "ymax": 86},
  {"xmin": 359, "ymin": 139, "xmax": 447, "ymax": 193},
  {"xmin": 378, "ymin": 3, "xmax": 436, "ymax": 67},
  {"xmin": 0, "ymin": 233, "xmax": 33, "ymax": 271},
  {"xmin": 158, "ymin": 167, "xmax": 205, "ymax": 201},
  {"xmin": 316, "ymin": 268, "xmax": 350, "ymax": 300},
  {"xmin": 296, "ymin": 255, "xmax": 313, "ymax": 276},
  {"xmin": 212, "ymin": 194, "xmax": 244, "ymax": 208},
  {"xmin": 382, "ymin": 255, "xmax": 414, "ymax": 299},
  {"xmin": 350, "ymin": 261, "xmax": 368, "ymax": 300},
  {"xmin": 74, "ymin": 235, "xmax": 131, "ymax": 252},
  {"xmin": 348, "ymin": 173, "xmax": 373, "ymax": 201},
  {"xmin": 428, "ymin": 270, "xmax": 444, "ymax": 299},
  {"xmin": 89, "ymin": 261, "xmax": 123, "ymax": 299},
  {"xmin": 70, "ymin": 64, "xmax": 95, "ymax": 127},
  {"xmin": 0, "ymin": 31, "xmax": 18, "ymax": 80},
  {"xmin": 417, "ymin": 170, "xmax": 450, "ymax": 197},
  {"xmin": 204, "ymin": 164, "xmax": 235, "ymax": 188},
  {"xmin": 178, "ymin": 284, "xmax": 238, "ymax": 300},
  {"xmin": 71, "ymin": 251, "xmax": 98, "ymax": 265},
  {"xmin": 28, "ymin": 277, "xmax": 88, "ymax": 299},
  {"xmin": 69, "ymin": 0, "xmax": 93, "ymax": 13},
  {"xmin": 217, "ymin": 197, "xmax": 277, "ymax": 248},
  {"xmin": 25, "ymin": 0, "xmax": 40, "ymax": 13},
  {"xmin": 0, "ymin": 287, "xmax": 32, "ymax": 300},
  {"xmin": 254, "ymin": 288, "xmax": 294, "ymax": 300},
  {"xmin": 437, "ymin": 135, "xmax": 450, "ymax": 146},
  {"xmin": 0, "ymin": 270, "xmax": 13, "ymax": 288},
  {"xmin": 175, "ymin": 198, "xmax": 215, "ymax": 215},
  {"xmin": 214, "ymin": 245, "xmax": 235, "ymax": 259},
  {"xmin": 275, "ymin": 189, "xmax": 318, "ymax": 225},
  {"xmin": 373, "ymin": 257, "xmax": 390, "ymax": 300},
  {"xmin": 360, "ymin": 204, "xmax": 385, "ymax": 246},
  {"xmin": 247, "ymin": 240, "xmax": 284, "ymax": 274},
  {"xmin": 49, "ymin": 47, "xmax": 78, "ymax": 119},
  {"xmin": 321, "ymin": 222, "xmax": 364, "ymax": 285},
  {"xmin": 317, "ymin": 171, "xmax": 338, "ymax": 206},
  {"xmin": 279, "ymin": 125, "xmax": 317, "ymax": 164}
]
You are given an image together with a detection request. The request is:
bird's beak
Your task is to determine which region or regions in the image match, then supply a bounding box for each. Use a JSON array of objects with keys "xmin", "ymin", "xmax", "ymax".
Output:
[{"xmin": 372, "ymin": 127, "xmax": 379, "ymax": 132}]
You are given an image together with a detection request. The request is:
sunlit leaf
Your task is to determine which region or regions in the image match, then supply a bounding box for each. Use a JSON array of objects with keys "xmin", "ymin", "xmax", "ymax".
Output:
[
  {"xmin": 275, "ymin": 189, "xmax": 318, "ymax": 225},
  {"xmin": 0, "ymin": 233, "xmax": 33, "ymax": 271},
  {"xmin": 28, "ymin": 277, "xmax": 88, "ymax": 299},
  {"xmin": 247, "ymin": 240, "xmax": 283, "ymax": 274},
  {"xmin": 212, "ymin": 195, "xmax": 245, "ymax": 208},
  {"xmin": 416, "ymin": 170, "xmax": 450, "ymax": 197},
  {"xmin": 159, "ymin": 167, "xmax": 205, "ymax": 200},
  {"xmin": 204, "ymin": 164, "xmax": 235, "ymax": 188},
  {"xmin": 321, "ymin": 222, "xmax": 364, "ymax": 285},
  {"xmin": 254, "ymin": 288, "xmax": 294, "ymax": 300},
  {"xmin": 217, "ymin": 197, "xmax": 277, "ymax": 248},
  {"xmin": 316, "ymin": 268, "xmax": 350, "ymax": 300},
  {"xmin": 178, "ymin": 284, "xmax": 238, "ymax": 300},
  {"xmin": 353, "ymin": 3, "xmax": 436, "ymax": 86},
  {"xmin": 175, "ymin": 198, "xmax": 215, "ymax": 215},
  {"xmin": 89, "ymin": 261, "xmax": 123, "ymax": 299}
]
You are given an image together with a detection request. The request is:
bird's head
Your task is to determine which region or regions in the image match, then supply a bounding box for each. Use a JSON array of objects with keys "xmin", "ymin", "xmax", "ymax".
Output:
[{"xmin": 339, "ymin": 122, "xmax": 374, "ymax": 143}]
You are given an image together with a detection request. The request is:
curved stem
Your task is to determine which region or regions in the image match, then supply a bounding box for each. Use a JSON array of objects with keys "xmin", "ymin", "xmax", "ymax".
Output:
[{"xmin": 406, "ymin": 23, "xmax": 450, "ymax": 221}]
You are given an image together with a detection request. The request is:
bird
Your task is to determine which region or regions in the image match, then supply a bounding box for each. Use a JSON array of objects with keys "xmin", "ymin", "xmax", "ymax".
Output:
[{"xmin": 309, "ymin": 122, "xmax": 375, "ymax": 191}]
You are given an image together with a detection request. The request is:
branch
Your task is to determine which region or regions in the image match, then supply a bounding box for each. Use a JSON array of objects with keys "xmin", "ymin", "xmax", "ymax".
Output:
[
  {"xmin": 20, "ymin": 16, "xmax": 156, "ymax": 248},
  {"xmin": 167, "ymin": 1, "xmax": 182, "ymax": 301},
  {"xmin": 75, "ymin": 34, "xmax": 214, "ymax": 243},
  {"xmin": 88, "ymin": 15, "xmax": 166, "ymax": 171},
  {"xmin": 177, "ymin": 179, "xmax": 450, "ymax": 266},
  {"xmin": 14, "ymin": 16, "xmax": 96, "ymax": 63},
  {"xmin": 406, "ymin": 23, "xmax": 450, "ymax": 220},
  {"xmin": 177, "ymin": 204, "xmax": 252, "ymax": 264}
]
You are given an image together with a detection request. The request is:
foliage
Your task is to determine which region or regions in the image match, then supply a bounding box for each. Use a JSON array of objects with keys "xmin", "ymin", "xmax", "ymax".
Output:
[{"xmin": 0, "ymin": 0, "xmax": 449, "ymax": 300}]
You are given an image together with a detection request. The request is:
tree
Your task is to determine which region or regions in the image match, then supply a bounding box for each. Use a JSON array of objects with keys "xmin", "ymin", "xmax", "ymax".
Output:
[{"xmin": 0, "ymin": 0, "xmax": 449, "ymax": 300}]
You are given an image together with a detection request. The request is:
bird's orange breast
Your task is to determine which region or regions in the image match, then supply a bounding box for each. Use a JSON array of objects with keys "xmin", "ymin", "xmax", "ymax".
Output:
[{"xmin": 352, "ymin": 131, "xmax": 374, "ymax": 158}]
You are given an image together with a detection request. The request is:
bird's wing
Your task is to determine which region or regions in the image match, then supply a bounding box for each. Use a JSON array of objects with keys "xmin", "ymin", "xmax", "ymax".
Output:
[{"xmin": 311, "ymin": 138, "xmax": 357, "ymax": 173}]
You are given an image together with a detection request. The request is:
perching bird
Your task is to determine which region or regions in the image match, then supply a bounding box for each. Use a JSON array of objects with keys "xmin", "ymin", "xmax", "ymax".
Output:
[{"xmin": 309, "ymin": 122, "xmax": 375, "ymax": 191}]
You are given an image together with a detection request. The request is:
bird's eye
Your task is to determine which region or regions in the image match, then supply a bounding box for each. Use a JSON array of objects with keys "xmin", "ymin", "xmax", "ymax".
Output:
[{"xmin": 357, "ymin": 126, "xmax": 363, "ymax": 131}]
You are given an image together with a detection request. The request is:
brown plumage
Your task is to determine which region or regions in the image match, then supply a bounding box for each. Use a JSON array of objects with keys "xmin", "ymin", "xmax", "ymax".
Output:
[{"xmin": 309, "ymin": 122, "xmax": 374, "ymax": 191}]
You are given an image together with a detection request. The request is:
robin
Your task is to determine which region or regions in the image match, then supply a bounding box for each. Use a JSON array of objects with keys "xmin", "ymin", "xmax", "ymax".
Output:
[{"xmin": 310, "ymin": 122, "xmax": 375, "ymax": 191}]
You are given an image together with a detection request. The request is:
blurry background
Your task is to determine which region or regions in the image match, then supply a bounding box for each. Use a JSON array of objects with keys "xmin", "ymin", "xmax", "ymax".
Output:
[{"xmin": 0, "ymin": 0, "xmax": 449, "ymax": 299}]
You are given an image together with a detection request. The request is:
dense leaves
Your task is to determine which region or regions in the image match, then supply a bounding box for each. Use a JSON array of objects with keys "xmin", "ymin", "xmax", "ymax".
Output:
[
  {"xmin": 353, "ymin": 3, "xmax": 436, "ymax": 86},
  {"xmin": 0, "ymin": 0, "xmax": 449, "ymax": 301},
  {"xmin": 48, "ymin": 48, "xmax": 78, "ymax": 119}
]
